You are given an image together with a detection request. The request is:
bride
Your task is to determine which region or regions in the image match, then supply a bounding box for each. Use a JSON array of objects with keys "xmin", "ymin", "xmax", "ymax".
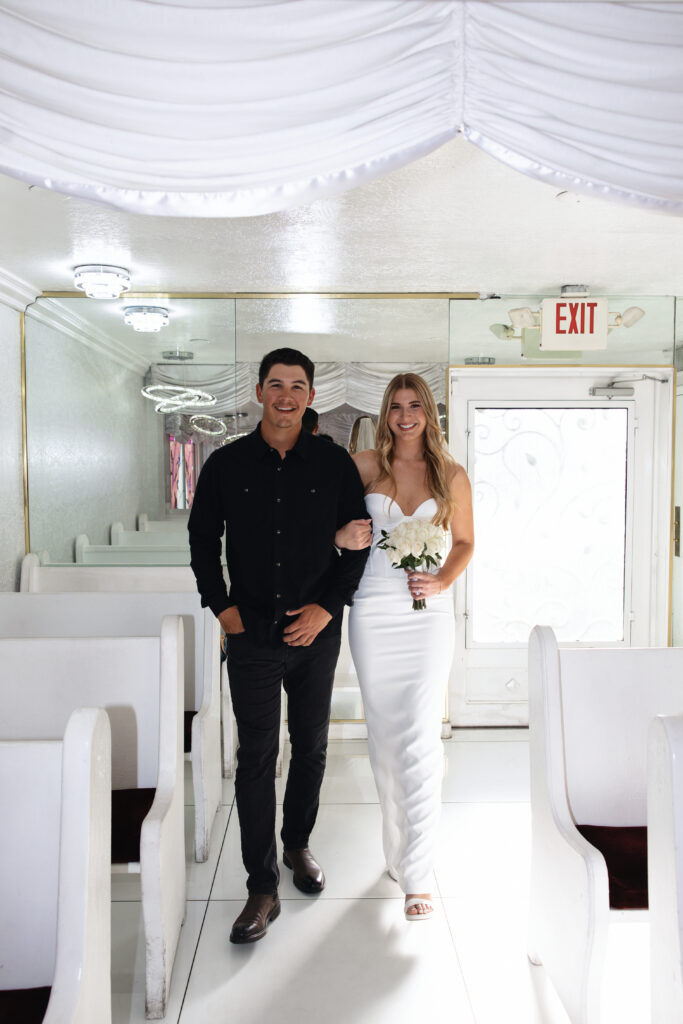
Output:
[{"xmin": 336, "ymin": 373, "xmax": 474, "ymax": 920}]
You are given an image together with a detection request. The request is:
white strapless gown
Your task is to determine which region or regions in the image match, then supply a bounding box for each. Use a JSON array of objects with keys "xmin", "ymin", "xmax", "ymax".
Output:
[{"xmin": 348, "ymin": 493, "xmax": 455, "ymax": 893}]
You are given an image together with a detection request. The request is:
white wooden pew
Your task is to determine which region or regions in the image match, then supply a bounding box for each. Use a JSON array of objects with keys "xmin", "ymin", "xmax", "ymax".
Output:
[
  {"xmin": 0, "ymin": 618, "xmax": 185, "ymax": 1020},
  {"xmin": 528, "ymin": 625, "xmax": 683, "ymax": 1024},
  {"xmin": 75, "ymin": 534, "xmax": 193, "ymax": 565},
  {"xmin": 138, "ymin": 513, "xmax": 189, "ymax": 532},
  {"xmin": 648, "ymin": 714, "xmax": 683, "ymax": 1023},
  {"xmin": 20, "ymin": 555, "xmax": 196, "ymax": 592},
  {"xmin": 20, "ymin": 554, "xmax": 277, "ymax": 780},
  {"xmin": 0, "ymin": 591, "xmax": 221, "ymax": 863},
  {"xmin": 0, "ymin": 708, "xmax": 111, "ymax": 1024},
  {"xmin": 111, "ymin": 522, "xmax": 189, "ymax": 547}
]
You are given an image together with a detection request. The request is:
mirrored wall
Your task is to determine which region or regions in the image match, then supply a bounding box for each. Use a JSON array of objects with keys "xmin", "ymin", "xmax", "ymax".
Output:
[
  {"xmin": 23, "ymin": 290, "xmax": 683, "ymax": 722},
  {"xmin": 24, "ymin": 291, "xmax": 680, "ymax": 563}
]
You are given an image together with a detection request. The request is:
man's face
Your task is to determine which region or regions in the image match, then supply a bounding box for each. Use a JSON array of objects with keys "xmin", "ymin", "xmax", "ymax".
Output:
[{"xmin": 256, "ymin": 363, "xmax": 314, "ymax": 431}]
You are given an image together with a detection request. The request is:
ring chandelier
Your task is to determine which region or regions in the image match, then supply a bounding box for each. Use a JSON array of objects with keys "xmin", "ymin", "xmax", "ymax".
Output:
[
  {"xmin": 189, "ymin": 414, "xmax": 227, "ymax": 436},
  {"xmin": 141, "ymin": 383, "xmax": 217, "ymax": 414}
]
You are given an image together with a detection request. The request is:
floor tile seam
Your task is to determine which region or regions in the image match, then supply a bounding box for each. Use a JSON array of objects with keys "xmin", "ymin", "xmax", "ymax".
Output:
[
  {"xmin": 175, "ymin": 897, "xmax": 213, "ymax": 1022},
  {"xmin": 205, "ymin": 895, "xmax": 438, "ymax": 903},
  {"xmin": 438, "ymin": 895, "xmax": 479, "ymax": 1021},
  {"xmin": 176, "ymin": 810, "xmax": 235, "ymax": 1021},
  {"xmin": 184, "ymin": 802, "xmax": 233, "ymax": 901},
  {"xmin": 205, "ymin": 801, "xmax": 236, "ymax": 901},
  {"xmin": 274, "ymin": 801, "xmax": 381, "ymax": 807},
  {"xmin": 183, "ymin": 801, "xmax": 236, "ymax": 809},
  {"xmin": 440, "ymin": 798, "xmax": 531, "ymax": 805}
]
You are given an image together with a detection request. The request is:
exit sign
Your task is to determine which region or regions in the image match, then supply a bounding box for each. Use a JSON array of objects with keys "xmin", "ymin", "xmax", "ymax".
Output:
[{"xmin": 541, "ymin": 297, "xmax": 609, "ymax": 350}]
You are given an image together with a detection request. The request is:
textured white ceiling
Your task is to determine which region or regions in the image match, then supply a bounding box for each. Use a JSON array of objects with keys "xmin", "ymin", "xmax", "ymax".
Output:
[{"xmin": 3, "ymin": 135, "xmax": 683, "ymax": 300}]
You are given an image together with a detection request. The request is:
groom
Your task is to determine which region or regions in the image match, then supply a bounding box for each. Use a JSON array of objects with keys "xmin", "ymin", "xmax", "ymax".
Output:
[{"xmin": 188, "ymin": 347, "xmax": 370, "ymax": 943}]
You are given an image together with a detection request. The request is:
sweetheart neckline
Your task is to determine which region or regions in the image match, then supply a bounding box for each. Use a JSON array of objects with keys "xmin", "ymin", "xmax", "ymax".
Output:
[{"xmin": 365, "ymin": 492, "xmax": 435, "ymax": 518}]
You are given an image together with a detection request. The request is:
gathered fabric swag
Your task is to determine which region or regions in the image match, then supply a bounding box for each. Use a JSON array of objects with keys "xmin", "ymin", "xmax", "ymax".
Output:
[
  {"xmin": 0, "ymin": 1, "xmax": 682, "ymax": 216},
  {"xmin": 149, "ymin": 362, "xmax": 447, "ymax": 416}
]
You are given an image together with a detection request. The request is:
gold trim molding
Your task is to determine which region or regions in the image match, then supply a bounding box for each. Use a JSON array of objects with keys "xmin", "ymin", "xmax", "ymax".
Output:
[
  {"xmin": 21, "ymin": 312, "xmax": 30, "ymax": 556},
  {"xmin": 40, "ymin": 290, "xmax": 480, "ymax": 300}
]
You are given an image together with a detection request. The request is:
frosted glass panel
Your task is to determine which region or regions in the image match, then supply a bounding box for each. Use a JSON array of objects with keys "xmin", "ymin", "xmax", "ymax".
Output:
[{"xmin": 471, "ymin": 408, "xmax": 628, "ymax": 644}]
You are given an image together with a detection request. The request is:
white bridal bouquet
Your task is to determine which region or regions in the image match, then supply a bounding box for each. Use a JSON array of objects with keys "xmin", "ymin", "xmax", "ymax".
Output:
[{"xmin": 377, "ymin": 519, "xmax": 448, "ymax": 610}]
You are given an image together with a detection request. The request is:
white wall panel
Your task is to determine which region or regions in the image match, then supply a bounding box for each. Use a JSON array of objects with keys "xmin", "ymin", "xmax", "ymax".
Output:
[
  {"xmin": 0, "ymin": 303, "xmax": 24, "ymax": 589},
  {"xmin": 25, "ymin": 315, "xmax": 165, "ymax": 562}
]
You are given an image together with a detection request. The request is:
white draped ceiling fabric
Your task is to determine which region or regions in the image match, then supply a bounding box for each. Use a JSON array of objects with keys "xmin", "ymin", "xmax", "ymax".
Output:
[
  {"xmin": 0, "ymin": 1, "xmax": 682, "ymax": 217},
  {"xmin": 150, "ymin": 362, "xmax": 447, "ymax": 414}
]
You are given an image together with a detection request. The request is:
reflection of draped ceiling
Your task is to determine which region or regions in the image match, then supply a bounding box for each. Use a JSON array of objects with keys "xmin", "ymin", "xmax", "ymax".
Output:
[
  {"xmin": 0, "ymin": 2, "xmax": 682, "ymax": 216},
  {"xmin": 149, "ymin": 363, "xmax": 447, "ymax": 414}
]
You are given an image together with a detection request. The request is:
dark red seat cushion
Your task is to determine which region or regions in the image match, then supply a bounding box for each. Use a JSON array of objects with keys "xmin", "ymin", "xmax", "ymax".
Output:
[
  {"xmin": 576, "ymin": 824, "xmax": 648, "ymax": 909},
  {"xmin": 111, "ymin": 788, "xmax": 156, "ymax": 863},
  {"xmin": 184, "ymin": 710, "xmax": 196, "ymax": 754},
  {"xmin": 0, "ymin": 986, "xmax": 51, "ymax": 1023}
]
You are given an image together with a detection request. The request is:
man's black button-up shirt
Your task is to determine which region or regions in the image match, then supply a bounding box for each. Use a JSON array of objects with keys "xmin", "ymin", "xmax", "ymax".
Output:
[{"xmin": 188, "ymin": 425, "xmax": 370, "ymax": 644}]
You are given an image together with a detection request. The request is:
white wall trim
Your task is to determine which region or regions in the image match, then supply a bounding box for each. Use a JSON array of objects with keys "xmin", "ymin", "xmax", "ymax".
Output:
[
  {"xmin": 26, "ymin": 298, "xmax": 148, "ymax": 373},
  {"xmin": 0, "ymin": 267, "xmax": 39, "ymax": 311}
]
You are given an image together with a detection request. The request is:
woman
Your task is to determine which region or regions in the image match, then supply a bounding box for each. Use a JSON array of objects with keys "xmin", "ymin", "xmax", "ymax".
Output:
[
  {"xmin": 336, "ymin": 373, "xmax": 474, "ymax": 920},
  {"xmin": 348, "ymin": 414, "xmax": 376, "ymax": 455}
]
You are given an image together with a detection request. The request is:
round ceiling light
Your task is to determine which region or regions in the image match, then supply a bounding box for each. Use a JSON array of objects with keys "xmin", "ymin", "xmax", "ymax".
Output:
[
  {"xmin": 73, "ymin": 264, "xmax": 131, "ymax": 299},
  {"xmin": 124, "ymin": 306, "xmax": 170, "ymax": 332},
  {"xmin": 161, "ymin": 350, "xmax": 194, "ymax": 361}
]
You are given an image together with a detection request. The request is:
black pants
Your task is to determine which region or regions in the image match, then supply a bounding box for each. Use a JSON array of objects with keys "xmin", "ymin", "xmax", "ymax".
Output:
[{"xmin": 227, "ymin": 631, "xmax": 342, "ymax": 895}]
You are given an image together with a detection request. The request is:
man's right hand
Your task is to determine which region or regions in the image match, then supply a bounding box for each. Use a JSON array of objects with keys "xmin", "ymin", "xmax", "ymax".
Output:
[{"xmin": 218, "ymin": 606, "xmax": 245, "ymax": 635}]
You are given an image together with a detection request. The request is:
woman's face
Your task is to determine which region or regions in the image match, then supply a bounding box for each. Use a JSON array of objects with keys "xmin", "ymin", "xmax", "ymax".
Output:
[{"xmin": 387, "ymin": 387, "xmax": 427, "ymax": 441}]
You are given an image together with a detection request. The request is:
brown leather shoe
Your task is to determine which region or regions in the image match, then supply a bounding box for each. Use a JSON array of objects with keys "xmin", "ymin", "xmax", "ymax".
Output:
[
  {"xmin": 229, "ymin": 893, "xmax": 281, "ymax": 944},
  {"xmin": 283, "ymin": 847, "xmax": 325, "ymax": 893}
]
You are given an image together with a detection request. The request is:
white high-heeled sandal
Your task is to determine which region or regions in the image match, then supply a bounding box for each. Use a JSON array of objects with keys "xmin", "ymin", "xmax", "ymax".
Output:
[{"xmin": 404, "ymin": 896, "xmax": 434, "ymax": 921}]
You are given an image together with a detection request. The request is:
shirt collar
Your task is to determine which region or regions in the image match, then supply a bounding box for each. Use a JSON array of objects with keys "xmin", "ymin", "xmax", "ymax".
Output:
[{"xmin": 249, "ymin": 423, "xmax": 311, "ymax": 461}]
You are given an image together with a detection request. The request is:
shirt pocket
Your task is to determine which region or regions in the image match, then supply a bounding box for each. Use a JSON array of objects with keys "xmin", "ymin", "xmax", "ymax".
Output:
[{"xmin": 296, "ymin": 482, "xmax": 338, "ymax": 545}]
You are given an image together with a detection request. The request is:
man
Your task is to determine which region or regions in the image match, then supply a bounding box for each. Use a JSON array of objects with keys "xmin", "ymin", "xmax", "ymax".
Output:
[
  {"xmin": 188, "ymin": 347, "xmax": 370, "ymax": 944},
  {"xmin": 301, "ymin": 406, "xmax": 319, "ymax": 434}
]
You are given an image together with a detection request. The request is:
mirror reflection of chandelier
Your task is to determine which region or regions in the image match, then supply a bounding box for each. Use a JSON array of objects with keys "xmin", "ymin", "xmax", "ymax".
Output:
[
  {"xmin": 141, "ymin": 383, "xmax": 217, "ymax": 414},
  {"xmin": 189, "ymin": 414, "xmax": 227, "ymax": 436},
  {"xmin": 124, "ymin": 305, "xmax": 170, "ymax": 332}
]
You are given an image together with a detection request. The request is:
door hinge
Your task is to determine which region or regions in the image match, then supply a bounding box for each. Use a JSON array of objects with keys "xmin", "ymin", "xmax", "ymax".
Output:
[{"xmin": 675, "ymin": 506, "xmax": 680, "ymax": 557}]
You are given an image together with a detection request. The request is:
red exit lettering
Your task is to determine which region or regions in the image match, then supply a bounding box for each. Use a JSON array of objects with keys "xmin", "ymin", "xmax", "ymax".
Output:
[{"xmin": 555, "ymin": 302, "xmax": 598, "ymax": 334}]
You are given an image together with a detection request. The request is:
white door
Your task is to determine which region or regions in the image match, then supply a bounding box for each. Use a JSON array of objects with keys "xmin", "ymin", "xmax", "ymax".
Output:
[{"xmin": 449, "ymin": 367, "xmax": 674, "ymax": 726}]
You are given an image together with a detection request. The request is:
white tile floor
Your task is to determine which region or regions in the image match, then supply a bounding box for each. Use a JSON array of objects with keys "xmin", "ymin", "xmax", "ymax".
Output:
[{"xmin": 111, "ymin": 730, "xmax": 651, "ymax": 1024}]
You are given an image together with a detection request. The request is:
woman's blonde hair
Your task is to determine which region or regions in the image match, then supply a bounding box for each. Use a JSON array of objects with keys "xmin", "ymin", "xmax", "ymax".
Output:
[{"xmin": 371, "ymin": 372, "xmax": 455, "ymax": 528}]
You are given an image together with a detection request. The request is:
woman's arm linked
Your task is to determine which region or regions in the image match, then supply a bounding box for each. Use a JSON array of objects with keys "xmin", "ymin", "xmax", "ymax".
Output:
[{"xmin": 334, "ymin": 450, "xmax": 377, "ymax": 550}]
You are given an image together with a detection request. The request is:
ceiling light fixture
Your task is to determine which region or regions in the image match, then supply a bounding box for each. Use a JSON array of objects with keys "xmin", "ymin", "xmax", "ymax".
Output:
[
  {"xmin": 124, "ymin": 306, "xmax": 170, "ymax": 332},
  {"xmin": 508, "ymin": 307, "xmax": 540, "ymax": 330},
  {"xmin": 141, "ymin": 383, "xmax": 216, "ymax": 413},
  {"xmin": 189, "ymin": 414, "xmax": 227, "ymax": 436},
  {"xmin": 612, "ymin": 306, "xmax": 646, "ymax": 328},
  {"xmin": 74, "ymin": 264, "xmax": 131, "ymax": 299},
  {"xmin": 488, "ymin": 323, "xmax": 516, "ymax": 340},
  {"xmin": 161, "ymin": 350, "xmax": 194, "ymax": 361}
]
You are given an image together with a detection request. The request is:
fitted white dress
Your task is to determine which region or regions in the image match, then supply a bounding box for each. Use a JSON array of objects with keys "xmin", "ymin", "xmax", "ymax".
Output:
[{"xmin": 348, "ymin": 492, "xmax": 455, "ymax": 893}]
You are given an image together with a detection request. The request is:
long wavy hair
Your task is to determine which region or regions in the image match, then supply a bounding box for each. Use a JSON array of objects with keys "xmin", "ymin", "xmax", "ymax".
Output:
[{"xmin": 370, "ymin": 373, "xmax": 456, "ymax": 528}]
